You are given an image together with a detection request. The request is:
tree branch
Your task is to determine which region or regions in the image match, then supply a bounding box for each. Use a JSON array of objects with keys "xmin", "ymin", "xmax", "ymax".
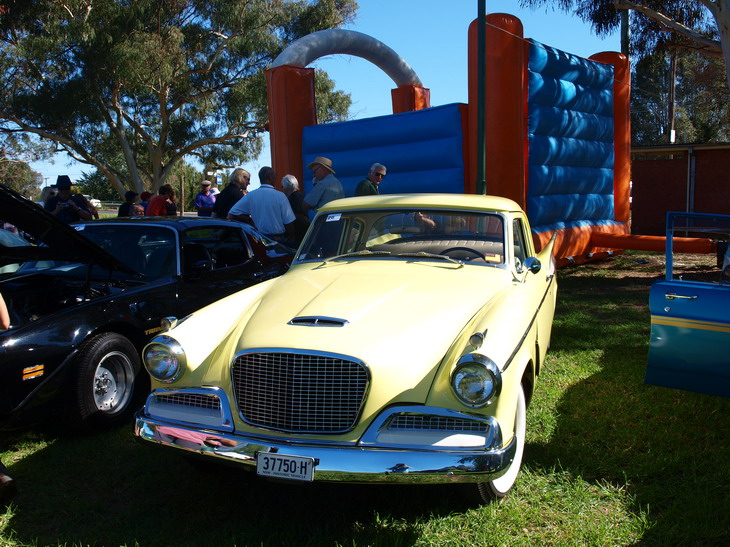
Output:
[{"xmin": 613, "ymin": 0, "xmax": 723, "ymax": 53}]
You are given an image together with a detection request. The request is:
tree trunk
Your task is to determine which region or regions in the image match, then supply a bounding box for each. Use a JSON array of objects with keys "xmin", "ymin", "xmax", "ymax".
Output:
[{"xmin": 712, "ymin": 1, "xmax": 730, "ymax": 93}]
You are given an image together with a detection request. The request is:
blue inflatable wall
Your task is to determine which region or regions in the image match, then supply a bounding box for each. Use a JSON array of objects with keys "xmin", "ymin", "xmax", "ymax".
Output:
[
  {"xmin": 527, "ymin": 41, "xmax": 620, "ymax": 234},
  {"xmin": 302, "ymin": 103, "xmax": 465, "ymax": 197}
]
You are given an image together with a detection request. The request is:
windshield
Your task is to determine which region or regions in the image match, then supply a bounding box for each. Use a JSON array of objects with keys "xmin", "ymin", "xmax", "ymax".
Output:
[{"xmin": 296, "ymin": 209, "xmax": 505, "ymax": 266}]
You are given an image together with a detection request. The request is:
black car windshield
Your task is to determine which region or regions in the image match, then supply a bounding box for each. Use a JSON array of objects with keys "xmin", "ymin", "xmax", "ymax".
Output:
[
  {"xmin": 296, "ymin": 209, "xmax": 505, "ymax": 266},
  {"xmin": 77, "ymin": 224, "xmax": 177, "ymax": 277}
]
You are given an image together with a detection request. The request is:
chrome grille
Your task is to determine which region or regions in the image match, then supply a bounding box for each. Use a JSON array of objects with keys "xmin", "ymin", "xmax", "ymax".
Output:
[
  {"xmin": 389, "ymin": 415, "xmax": 488, "ymax": 432},
  {"xmin": 155, "ymin": 392, "xmax": 221, "ymax": 410},
  {"xmin": 232, "ymin": 352, "xmax": 368, "ymax": 433}
]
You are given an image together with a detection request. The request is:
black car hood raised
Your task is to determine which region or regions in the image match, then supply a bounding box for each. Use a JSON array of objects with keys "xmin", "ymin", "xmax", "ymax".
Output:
[{"xmin": 0, "ymin": 184, "xmax": 136, "ymax": 274}]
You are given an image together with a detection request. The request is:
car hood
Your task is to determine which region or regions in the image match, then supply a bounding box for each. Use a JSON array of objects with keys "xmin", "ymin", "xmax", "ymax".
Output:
[
  {"xmin": 231, "ymin": 260, "xmax": 512, "ymax": 403},
  {"xmin": 0, "ymin": 184, "xmax": 135, "ymax": 273}
]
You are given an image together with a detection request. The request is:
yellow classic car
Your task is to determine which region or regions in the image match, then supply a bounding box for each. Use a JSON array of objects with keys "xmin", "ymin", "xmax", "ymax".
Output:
[{"xmin": 134, "ymin": 194, "xmax": 557, "ymax": 502}]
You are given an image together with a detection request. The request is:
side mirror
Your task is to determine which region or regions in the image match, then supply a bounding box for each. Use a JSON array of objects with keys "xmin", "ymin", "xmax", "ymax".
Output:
[{"xmin": 523, "ymin": 256, "xmax": 542, "ymax": 274}]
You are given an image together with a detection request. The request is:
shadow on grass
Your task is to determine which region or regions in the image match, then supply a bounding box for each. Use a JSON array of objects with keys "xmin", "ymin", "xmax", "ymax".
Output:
[
  {"xmin": 4, "ymin": 266, "xmax": 728, "ymax": 544},
  {"xmin": 2, "ymin": 423, "xmax": 473, "ymax": 546},
  {"xmin": 526, "ymin": 273, "xmax": 730, "ymax": 544}
]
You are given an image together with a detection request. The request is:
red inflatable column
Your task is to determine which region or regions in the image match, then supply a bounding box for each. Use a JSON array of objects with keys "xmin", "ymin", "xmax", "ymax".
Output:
[
  {"xmin": 391, "ymin": 85, "xmax": 431, "ymax": 114},
  {"xmin": 265, "ymin": 66, "xmax": 317, "ymax": 187},
  {"xmin": 467, "ymin": 14, "xmax": 527, "ymax": 202},
  {"xmin": 590, "ymin": 52, "xmax": 631, "ymax": 226}
]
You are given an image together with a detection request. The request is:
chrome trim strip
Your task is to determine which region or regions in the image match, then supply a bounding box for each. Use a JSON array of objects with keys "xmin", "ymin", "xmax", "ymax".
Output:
[
  {"xmin": 134, "ymin": 410, "xmax": 516, "ymax": 484},
  {"xmin": 502, "ymin": 272, "xmax": 556, "ymax": 372}
]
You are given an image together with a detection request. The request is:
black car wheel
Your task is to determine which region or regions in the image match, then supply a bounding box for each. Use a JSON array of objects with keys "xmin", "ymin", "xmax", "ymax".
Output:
[{"xmin": 69, "ymin": 333, "xmax": 141, "ymax": 428}]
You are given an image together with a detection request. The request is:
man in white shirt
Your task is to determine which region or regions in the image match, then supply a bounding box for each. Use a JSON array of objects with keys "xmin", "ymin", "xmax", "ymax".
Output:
[{"xmin": 228, "ymin": 166, "xmax": 296, "ymax": 241}]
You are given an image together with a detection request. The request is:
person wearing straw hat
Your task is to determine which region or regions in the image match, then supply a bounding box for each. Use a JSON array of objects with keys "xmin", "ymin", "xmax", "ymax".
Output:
[{"xmin": 303, "ymin": 156, "xmax": 344, "ymax": 213}]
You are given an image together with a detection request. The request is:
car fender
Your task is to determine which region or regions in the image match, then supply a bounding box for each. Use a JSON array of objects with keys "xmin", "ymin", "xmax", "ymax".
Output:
[{"xmin": 145, "ymin": 278, "xmax": 278, "ymax": 387}]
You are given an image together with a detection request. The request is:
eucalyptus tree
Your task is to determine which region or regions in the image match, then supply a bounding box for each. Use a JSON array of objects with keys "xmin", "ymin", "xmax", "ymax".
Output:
[
  {"xmin": 0, "ymin": 0, "xmax": 356, "ymax": 196},
  {"xmin": 631, "ymin": 50, "xmax": 730, "ymax": 144}
]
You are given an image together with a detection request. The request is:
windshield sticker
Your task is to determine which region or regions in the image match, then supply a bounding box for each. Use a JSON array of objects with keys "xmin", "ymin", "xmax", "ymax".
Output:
[{"xmin": 326, "ymin": 214, "xmax": 342, "ymax": 222}]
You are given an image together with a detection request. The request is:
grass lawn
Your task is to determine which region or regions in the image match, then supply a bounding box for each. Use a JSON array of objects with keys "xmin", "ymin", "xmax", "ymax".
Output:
[{"xmin": 1, "ymin": 251, "xmax": 728, "ymax": 546}]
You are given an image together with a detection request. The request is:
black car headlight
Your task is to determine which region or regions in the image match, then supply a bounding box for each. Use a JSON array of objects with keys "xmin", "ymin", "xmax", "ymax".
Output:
[
  {"xmin": 143, "ymin": 335, "xmax": 186, "ymax": 383},
  {"xmin": 451, "ymin": 353, "xmax": 502, "ymax": 407}
]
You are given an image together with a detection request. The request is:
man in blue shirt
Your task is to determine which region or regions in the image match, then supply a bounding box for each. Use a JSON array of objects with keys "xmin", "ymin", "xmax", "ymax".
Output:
[
  {"xmin": 303, "ymin": 156, "xmax": 344, "ymax": 213},
  {"xmin": 194, "ymin": 180, "xmax": 216, "ymax": 217}
]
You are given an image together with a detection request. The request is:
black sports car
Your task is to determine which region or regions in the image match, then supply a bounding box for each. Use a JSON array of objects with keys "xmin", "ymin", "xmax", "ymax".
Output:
[{"xmin": 0, "ymin": 184, "xmax": 294, "ymax": 429}]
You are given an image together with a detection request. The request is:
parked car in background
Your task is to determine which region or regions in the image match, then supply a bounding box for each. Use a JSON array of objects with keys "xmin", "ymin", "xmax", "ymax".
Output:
[
  {"xmin": 135, "ymin": 193, "xmax": 557, "ymax": 503},
  {"xmin": 0, "ymin": 183, "xmax": 294, "ymax": 430},
  {"xmin": 646, "ymin": 211, "xmax": 730, "ymax": 398},
  {"xmin": 83, "ymin": 195, "xmax": 102, "ymax": 209}
]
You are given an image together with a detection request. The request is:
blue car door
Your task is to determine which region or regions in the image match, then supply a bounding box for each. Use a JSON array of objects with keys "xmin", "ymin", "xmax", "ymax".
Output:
[
  {"xmin": 646, "ymin": 212, "xmax": 730, "ymax": 398},
  {"xmin": 647, "ymin": 279, "xmax": 730, "ymax": 397}
]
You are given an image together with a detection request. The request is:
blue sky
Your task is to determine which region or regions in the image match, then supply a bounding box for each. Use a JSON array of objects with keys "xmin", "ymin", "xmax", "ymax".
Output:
[{"xmin": 30, "ymin": 0, "xmax": 619, "ymax": 191}]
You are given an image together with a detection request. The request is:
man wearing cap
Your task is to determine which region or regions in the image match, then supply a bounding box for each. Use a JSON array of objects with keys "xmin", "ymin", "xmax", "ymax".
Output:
[
  {"xmin": 44, "ymin": 175, "xmax": 92, "ymax": 223},
  {"xmin": 303, "ymin": 156, "xmax": 344, "ymax": 213},
  {"xmin": 117, "ymin": 190, "xmax": 139, "ymax": 217},
  {"xmin": 194, "ymin": 180, "xmax": 216, "ymax": 217}
]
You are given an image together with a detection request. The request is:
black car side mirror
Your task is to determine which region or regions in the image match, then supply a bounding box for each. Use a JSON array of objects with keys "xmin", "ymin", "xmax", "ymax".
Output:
[{"xmin": 523, "ymin": 256, "xmax": 542, "ymax": 274}]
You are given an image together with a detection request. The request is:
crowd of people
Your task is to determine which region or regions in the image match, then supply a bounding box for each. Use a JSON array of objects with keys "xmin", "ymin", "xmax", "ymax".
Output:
[{"xmin": 34, "ymin": 157, "xmax": 387, "ymax": 248}]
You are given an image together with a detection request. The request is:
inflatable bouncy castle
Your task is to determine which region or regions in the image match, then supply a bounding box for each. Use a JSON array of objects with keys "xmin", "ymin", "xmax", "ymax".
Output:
[{"xmin": 265, "ymin": 13, "xmax": 632, "ymax": 265}]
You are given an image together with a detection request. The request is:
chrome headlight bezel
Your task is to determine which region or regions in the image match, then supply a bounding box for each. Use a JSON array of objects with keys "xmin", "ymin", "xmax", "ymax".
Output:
[
  {"xmin": 143, "ymin": 335, "xmax": 186, "ymax": 383},
  {"xmin": 451, "ymin": 353, "xmax": 502, "ymax": 408}
]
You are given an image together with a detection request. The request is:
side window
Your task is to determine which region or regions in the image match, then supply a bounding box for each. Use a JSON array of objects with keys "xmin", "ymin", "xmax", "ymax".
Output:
[
  {"xmin": 183, "ymin": 227, "xmax": 251, "ymax": 271},
  {"xmin": 210, "ymin": 228, "xmax": 252, "ymax": 268},
  {"xmin": 512, "ymin": 219, "xmax": 527, "ymax": 269}
]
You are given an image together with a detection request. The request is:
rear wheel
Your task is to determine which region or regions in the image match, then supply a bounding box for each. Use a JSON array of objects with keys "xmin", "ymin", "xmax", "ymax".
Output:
[
  {"xmin": 68, "ymin": 333, "xmax": 141, "ymax": 428},
  {"xmin": 468, "ymin": 384, "xmax": 526, "ymax": 503}
]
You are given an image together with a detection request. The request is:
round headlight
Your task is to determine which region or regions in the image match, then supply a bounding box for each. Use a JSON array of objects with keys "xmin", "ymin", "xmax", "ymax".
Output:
[
  {"xmin": 143, "ymin": 335, "xmax": 186, "ymax": 383},
  {"xmin": 451, "ymin": 353, "xmax": 502, "ymax": 407}
]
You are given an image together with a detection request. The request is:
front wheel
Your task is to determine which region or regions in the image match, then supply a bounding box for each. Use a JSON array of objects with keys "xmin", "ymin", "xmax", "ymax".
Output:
[
  {"xmin": 467, "ymin": 384, "xmax": 527, "ymax": 503},
  {"xmin": 68, "ymin": 333, "xmax": 141, "ymax": 429}
]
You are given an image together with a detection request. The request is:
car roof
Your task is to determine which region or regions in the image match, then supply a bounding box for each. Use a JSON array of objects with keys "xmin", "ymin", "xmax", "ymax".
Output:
[
  {"xmin": 317, "ymin": 193, "xmax": 523, "ymax": 214},
  {"xmin": 88, "ymin": 216, "xmax": 247, "ymax": 232}
]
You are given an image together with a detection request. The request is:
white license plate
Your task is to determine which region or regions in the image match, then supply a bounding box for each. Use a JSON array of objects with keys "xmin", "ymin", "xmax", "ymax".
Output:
[{"xmin": 256, "ymin": 452, "xmax": 315, "ymax": 482}]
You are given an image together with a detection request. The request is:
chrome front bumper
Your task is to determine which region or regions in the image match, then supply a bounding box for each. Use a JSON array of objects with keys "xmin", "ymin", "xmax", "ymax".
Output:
[{"xmin": 134, "ymin": 411, "xmax": 517, "ymax": 484}]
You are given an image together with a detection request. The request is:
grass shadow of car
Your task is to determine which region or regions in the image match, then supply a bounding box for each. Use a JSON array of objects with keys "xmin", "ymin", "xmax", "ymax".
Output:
[
  {"xmin": 523, "ymin": 273, "xmax": 730, "ymax": 544},
  {"xmin": 2, "ymin": 423, "xmax": 474, "ymax": 545}
]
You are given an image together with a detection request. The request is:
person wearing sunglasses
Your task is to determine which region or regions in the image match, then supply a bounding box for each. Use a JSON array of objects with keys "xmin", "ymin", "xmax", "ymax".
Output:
[{"xmin": 355, "ymin": 163, "xmax": 387, "ymax": 196}]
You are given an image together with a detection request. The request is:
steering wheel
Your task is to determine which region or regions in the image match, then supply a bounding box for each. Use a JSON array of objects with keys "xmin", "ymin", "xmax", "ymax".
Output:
[{"xmin": 439, "ymin": 247, "xmax": 485, "ymax": 261}]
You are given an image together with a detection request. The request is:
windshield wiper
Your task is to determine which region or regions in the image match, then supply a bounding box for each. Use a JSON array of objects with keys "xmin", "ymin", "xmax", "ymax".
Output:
[
  {"xmin": 396, "ymin": 252, "xmax": 463, "ymax": 266},
  {"xmin": 323, "ymin": 249, "xmax": 392, "ymax": 262}
]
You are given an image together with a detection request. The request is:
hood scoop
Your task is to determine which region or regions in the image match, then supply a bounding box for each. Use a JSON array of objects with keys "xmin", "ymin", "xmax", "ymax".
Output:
[{"xmin": 288, "ymin": 316, "xmax": 349, "ymax": 327}]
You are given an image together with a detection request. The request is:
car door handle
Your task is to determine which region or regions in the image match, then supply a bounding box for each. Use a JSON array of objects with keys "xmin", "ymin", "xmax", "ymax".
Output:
[{"xmin": 665, "ymin": 293, "xmax": 698, "ymax": 300}]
